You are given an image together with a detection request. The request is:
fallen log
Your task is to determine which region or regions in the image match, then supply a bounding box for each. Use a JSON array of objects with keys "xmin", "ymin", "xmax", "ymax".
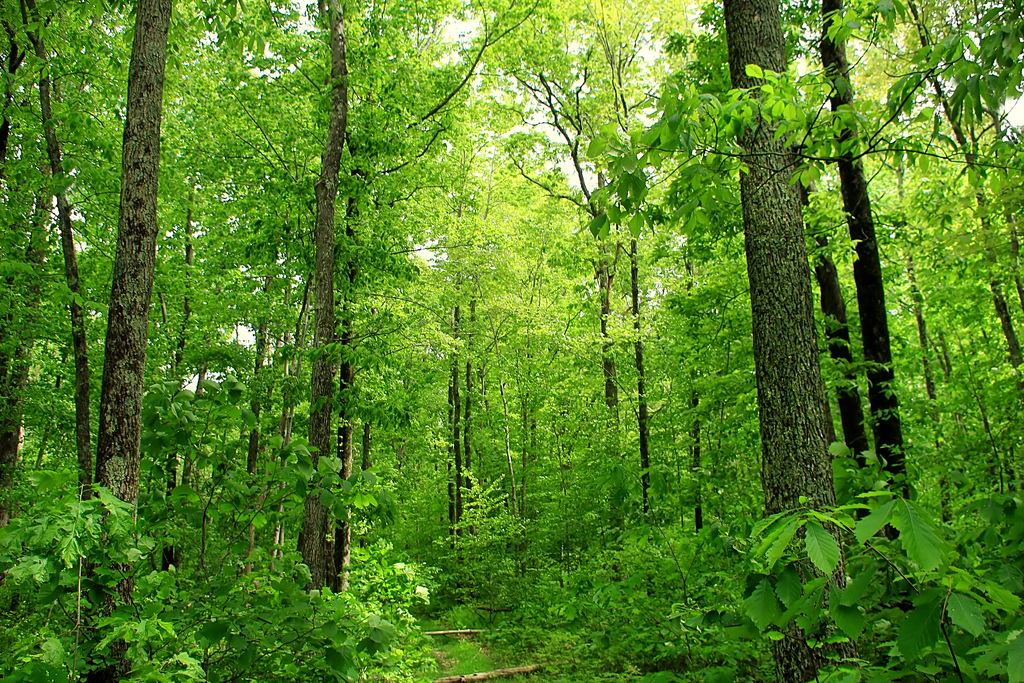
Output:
[
  {"xmin": 434, "ymin": 664, "xmax": 543, "ymax": 683},
  {"xmin": 423, "ymin": 629, "xmax": 487, "ymax": 636}
]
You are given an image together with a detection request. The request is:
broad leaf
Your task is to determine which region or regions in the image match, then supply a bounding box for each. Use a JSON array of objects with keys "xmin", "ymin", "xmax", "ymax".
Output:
[
  {"xmin": 774, "ymin": 564, "xmax": 803, "ymax": 608},
  {"xmin": 744, "ymin": 577, "xmax": 781, "ymax": 631},
  {"xmin": 832, "ymin": 603, "xmax": 865, "ymax": 640},
  {"xmin": 855, "ymin": 499, "xmax": 895, "ymax": 544},
  {"xmin": 945, "ymin": 593, "xmax": 985, "ymax": 637},
  {"xmin": 766, "ymin": 518, "xmax": 804, "ymax": 569},
  {"xmin": 892, "ymin": 500, "xmax": 944, "ymax": 572},
  {"xmin": 898, "ymin": 595, "xmax": 943, "ymax": 660},
  {"xmin": 1009, "ymin": 631, "xmax": 1024, "ymax": 683},
  {"xmin": 804, "ymin": 521, "xmax": 840, "ymax": 576}
]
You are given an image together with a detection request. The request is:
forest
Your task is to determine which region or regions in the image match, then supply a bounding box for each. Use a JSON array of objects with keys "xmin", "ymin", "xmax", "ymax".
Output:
[{"xmin": 0, "ymin": 0, "xmax": 1022, "ymax": 680}]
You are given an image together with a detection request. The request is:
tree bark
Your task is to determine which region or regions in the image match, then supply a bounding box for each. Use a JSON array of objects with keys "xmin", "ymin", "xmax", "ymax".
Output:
[
  {"xmin": 464, "ymin": 299, "xmax": 475, "ymax": 524},
  {"xmin": 821, "ymin": 0, "xmax": 905, "ymax": 489},
  {"xmin": 724, "ymin": 0, "xmax": 851, "ymax": 677},
  {"xmin": 0, "ymin": 20, "xmax": 25, "ymax": 180},
  {"xmin": 89, "ymin": 0, "xmax": 173, "ymax": 677},
  {"xmin": 452, "ymin": 305, "xmax": 463, "ymax": 533},
  {"xmin": 300, "ymin": 0, "xmax": 348, "ymax": 590}
]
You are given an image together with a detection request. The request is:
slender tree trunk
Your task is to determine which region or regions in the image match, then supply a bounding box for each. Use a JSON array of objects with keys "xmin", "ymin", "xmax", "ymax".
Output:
[
  {"xmin": 25, "ymin": 4, "xmax": 93, "ymax": 497},
  {"xmin": 801, "ymin": 184, "xmax": 870, "ymax": 463},
  {"xmin": 88, "ymin": 0, "xmax": 173, "ymax": 678},
  {"xmin": 724, "ymin": 0, "xmax": 852, "ymax": 677},
  {"xmin": 0, "ymin": 21, "xmax": 25, "ymax": 180},
  {"xmin": 464, "ymin": 299, "xmax": 475, "ymax": 527},
  {"xmin": 300, "ymin": 0, "xmax": 348, "ymax": 590},
  {"xmin": 597, "ymin": 244, "xmax": 621, "ymax": 525},
  {"xmin": 173, "ymin": 199, "xmax": 194, "ymax": 375},
  {"xmin": 452, "ymin": 306, "xmax": 463, "ymax": 533},
  {"xmin": 630, "ymin": 240, "xmax": 651, "ymax": 514},
  {"xmin": 690, "ymin": 391, "xmax": 702, "ymax": 532},
  {"xmin": 821, "ymin": 0, "xmax": 905, "ymax": 489}
]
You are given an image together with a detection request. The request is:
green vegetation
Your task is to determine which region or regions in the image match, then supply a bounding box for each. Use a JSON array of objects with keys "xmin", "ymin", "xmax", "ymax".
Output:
[{"xmin": 1, "ymin": 0, "xmax": 1023, "ymax": 680}]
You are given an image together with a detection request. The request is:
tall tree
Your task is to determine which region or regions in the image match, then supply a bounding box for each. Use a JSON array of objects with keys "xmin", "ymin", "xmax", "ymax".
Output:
[
  {"xmin": 723, "ymin": 0, "xmax": 851, "ymax": 677},
  {"xmin": 299, "ymin": 0, "xmax": 348, "ymax": 590},
  {"xmin": 24, "ymin": 0, "xmax": 93, "ymax": 497},
  {"xmin": 821, "ymin": 0, "xmax": 905, "ymax": 489},
  {"xmin": 90, "ymin": 0, "xmax": 173, "ymax": 677}
]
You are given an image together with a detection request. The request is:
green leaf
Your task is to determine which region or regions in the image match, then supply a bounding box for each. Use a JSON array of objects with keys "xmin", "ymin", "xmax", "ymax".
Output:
[
  {"xmin": 745, "ymin": 63, "xmax": 764, "ymax": 80},
  {"xmin": 855, "ymin": 499, "xmax": 895, "ymax": 544},
  {"xmin": 840, "ymin": 566, "xmax": 876, "ymax": 606},
  {"xmin": 775, "ymin": 564, "xmax": 803, "ymax": 608},
  {"xmin": 898, "ymin": 595, "xmax": 943, "ymax": 660},
  {"xmin": 891, "ymin": 500, "xmax": 944, "ymax": 571},
  {"xmin": 589, "ymin": 213, "xmax": 609, "ymax": 238},
  {"xmin": 744, "ymin": 577, "xmax": 781, "ymax": 630},
  {"xmin": 804, "ymin": 521, "xmax": 840, "ymax": 576},
  {"xmin": 628, "ymin": 213, "xmax": 644, "ymax": 238},
  {"xmin": 766, "ymin": 518, "xmax": 804, "ymax": 569},
  {"xmin": 832, "ymin": 603, "xmax": 864, "ymax": 639},
  {"xmin": 945, "ymin": 593, "xmax": 985, "ymax": 637},
  {"xmin": 1009, "ymin": 631, "xmax": 1024, "ymax": 683},
  {"xmin": 587, "ymin": 137, "xmax": 608, "ymax": 158}
]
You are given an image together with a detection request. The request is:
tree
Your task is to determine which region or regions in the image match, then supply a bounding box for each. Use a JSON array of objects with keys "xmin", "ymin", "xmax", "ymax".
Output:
[
  {"xmin": 300, "ymin": 0, "xmax": 348, "ymax": 591},
  {"xmin": 723, "ymin": 0, "xmax": 850, "ymax": 677},
  {"xmin": 90, "ymin": 0, "xmax": 173, "ymax": 677}
]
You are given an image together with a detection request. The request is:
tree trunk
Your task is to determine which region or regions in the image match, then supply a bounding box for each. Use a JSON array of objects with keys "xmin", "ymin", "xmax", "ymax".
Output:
[
  {"xmin": 464, "ymin": 299, "xmax": 474, "ymax": 526},
  {"xmin": 724, "ymin": 0, "xmax": 851, "ymax": 677},
  {"xmin": 452, "ymin": 306, "xmax": 463, "ymax": 533},
  {"xmin": 300, "ymin": 0, "xmax": 348, "ymax": 591},
  {"xmin": 802, "ymin": 182, "xmax": 870, "ymax": 463},
  {"xmin": 25, "ymin": 2, "xmax": 93, "ymax": 497},
  {"xmin": 89, "ymin": 0, "xmax": 173, "ymax": 677},
  {"xmin": 690, "ymin": 392, "xmax": 702, "ymax": 532},
  {"xmin": 0, "ymin": 23, "xmax": 25, "ymax": 180},
  {"xmin": 630, "ymin": 240, "xmax": 650, "ymax": 514},
  {"xmin": 821, "ymin": 0, "xmax": 905, "ymax": 489}
]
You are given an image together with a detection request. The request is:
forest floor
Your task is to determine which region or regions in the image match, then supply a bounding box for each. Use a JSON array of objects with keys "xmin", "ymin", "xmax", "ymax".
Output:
[{"xmin": 419, "ymin": 622, "xmax": 549, "ymax": 682}]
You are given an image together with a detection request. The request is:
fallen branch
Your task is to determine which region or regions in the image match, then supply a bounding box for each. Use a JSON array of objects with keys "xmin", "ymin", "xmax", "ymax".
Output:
[
  {"xmin": 424, "ymin": 629, "xmax": 487, "ymax": 636},
  {"xmin": 434, "ymin": 664, "xmax": 543, "ymax": 683}
]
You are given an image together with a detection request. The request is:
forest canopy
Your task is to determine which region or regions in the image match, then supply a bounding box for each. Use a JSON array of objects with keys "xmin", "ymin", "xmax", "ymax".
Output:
[{"xmin": 0, "ymin": 0, "xmax": 1023, "ymax": 681}]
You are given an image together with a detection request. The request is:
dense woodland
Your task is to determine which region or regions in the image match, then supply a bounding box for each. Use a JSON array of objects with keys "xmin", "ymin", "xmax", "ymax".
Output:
[{"xmin": 0, "ymin": 0, "xmax": 1023, "ymax": 680}]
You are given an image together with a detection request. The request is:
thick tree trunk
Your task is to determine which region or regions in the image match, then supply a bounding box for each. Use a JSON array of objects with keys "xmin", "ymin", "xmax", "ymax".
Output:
[
  {"xmin": 88, "ymin": 0, "xmax": 173, "ymax": 678},
  {"xmin": 630, "ymin": 240, "xmax": 650, "ymax": 514},
  {"xmin": 724, "ymin": 0, "xmax": 852, "ymax": 677},
  {"xmin": 300, "ymin": 0, "xmax": 348, "ymax": 590},
  {"xmin": 821, "ymin": 0, "xmax": 905, "ymax": 489},
  {"xmin": 25, "ymin": 2, "xmax": 93, "ymax": 497}
]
